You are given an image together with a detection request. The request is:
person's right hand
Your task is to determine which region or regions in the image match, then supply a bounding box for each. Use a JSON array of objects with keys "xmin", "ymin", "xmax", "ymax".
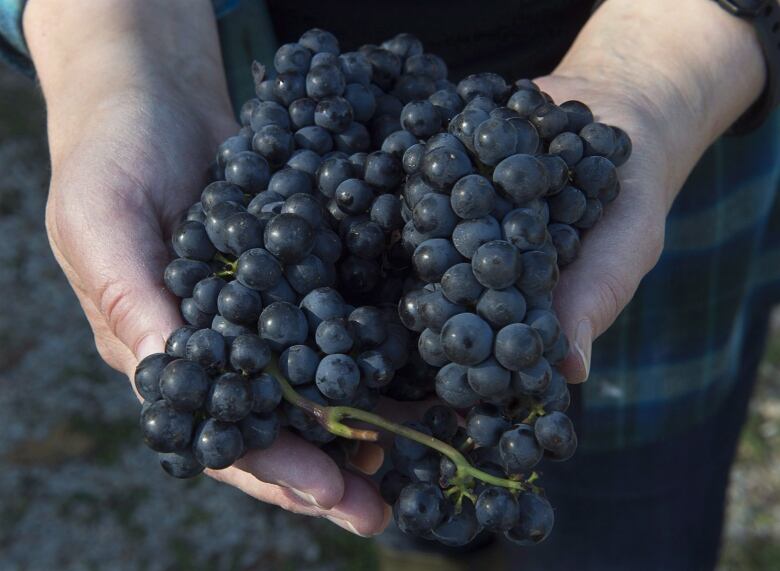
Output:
[{"xmin": 25, "ymin": 0, "xmax": 389, "ymax": 536}]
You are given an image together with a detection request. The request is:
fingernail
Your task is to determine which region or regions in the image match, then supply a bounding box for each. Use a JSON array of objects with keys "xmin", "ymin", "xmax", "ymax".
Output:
[
  {"xmin": 573, "ymin": 320, "xmax": 593, "ymax": 382},
  {"xmin": 381, "ymin": 503, "xmax": 392, "ymax": 530},
  {"xmin": 288, "ymin": 488, "xmax": 325, "ymax": 509},
  {"xmin": 135, "ymin": 333, "xmax": 165, "ymax": 361},
  {"xmin": 347, "ymin": 443, "xmax": 385, "ymax": 475},
  {"xmin": 325, "ymin": 516, "xmax": 371, "ymax": 538}
]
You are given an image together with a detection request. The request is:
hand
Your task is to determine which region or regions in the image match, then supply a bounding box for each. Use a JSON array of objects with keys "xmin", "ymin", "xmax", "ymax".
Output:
[
  {"xmin": 26, "ymin": 0, "xmax": 389, "ymax": 536},
  {"xmin": 534, "ymin": 0, "xmax": 765, "ymax": 382}
]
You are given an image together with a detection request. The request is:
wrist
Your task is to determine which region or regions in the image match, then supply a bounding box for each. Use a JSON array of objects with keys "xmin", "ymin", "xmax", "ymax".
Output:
[
  {"xmin": 24, "ymin": 0, "xmax": 234, "ymax": 163},
  {"xmin": 554, "ymin": 0, "xmax": 764, "ymax": 198}
]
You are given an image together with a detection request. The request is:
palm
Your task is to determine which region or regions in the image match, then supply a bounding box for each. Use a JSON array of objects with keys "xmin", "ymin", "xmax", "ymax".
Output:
[{"xmin": 534, "ymin": 74, "xmax": 667, "ymax": 380}]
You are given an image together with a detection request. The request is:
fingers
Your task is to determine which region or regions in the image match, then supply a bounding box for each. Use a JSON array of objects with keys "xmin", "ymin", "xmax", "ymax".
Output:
[
  {"xmin": 346, "ymin": 442, "xmax": 385, "ymax": 475},
  {"xmin": 211, "ymin": 448, "xmax": 390, "ymax": 537},
  {"xmin": 232, "ymin": 431, "xmax": 345, "ymax": 509},
  {"xmin": 46, "ymin": 172, "xmax": 183, "ymax": 375}
]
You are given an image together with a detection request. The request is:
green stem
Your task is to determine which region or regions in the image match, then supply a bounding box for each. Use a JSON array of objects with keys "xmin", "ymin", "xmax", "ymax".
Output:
[{"xmin": 267, "ymin": 359, "xmax": 530, "ymax": 493}]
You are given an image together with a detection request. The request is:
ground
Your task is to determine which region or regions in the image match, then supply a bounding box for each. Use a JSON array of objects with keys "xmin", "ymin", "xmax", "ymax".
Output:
[{"xmin": 0, "ymin": 66, "xmax": 777, "ymax": 571}]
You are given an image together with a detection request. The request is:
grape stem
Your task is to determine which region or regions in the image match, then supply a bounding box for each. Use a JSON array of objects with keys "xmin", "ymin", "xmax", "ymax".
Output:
[{"xmin": 267, "ymin": 359, "xmax": 530, "ymax": 493}]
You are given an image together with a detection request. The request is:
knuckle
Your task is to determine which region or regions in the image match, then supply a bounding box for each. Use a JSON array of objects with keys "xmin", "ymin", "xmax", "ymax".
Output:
[
  {"xmin": 97, "ymin": 279, "xmax": 137, "ymax": 342},
  {"xmin": 593, "ymin": 270, "xmax": 633, "ymax": 328}
]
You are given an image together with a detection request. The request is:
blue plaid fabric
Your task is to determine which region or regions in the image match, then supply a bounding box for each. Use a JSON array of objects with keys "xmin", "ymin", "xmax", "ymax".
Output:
[{"xmin": 582, "ymin": 111, "xmax": 780, "ymax": 450}]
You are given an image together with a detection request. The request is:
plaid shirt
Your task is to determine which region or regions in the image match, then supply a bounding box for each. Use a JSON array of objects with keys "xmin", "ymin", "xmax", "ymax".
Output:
[{"xmin": 3, "ymin": 0, "xmax": 779, "ymax": 452}]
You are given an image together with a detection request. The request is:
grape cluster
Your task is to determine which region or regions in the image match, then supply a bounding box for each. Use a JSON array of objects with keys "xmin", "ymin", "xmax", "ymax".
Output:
[
  {"xmin": 380, "ymin": 71, "xmax": 628, "ymax": 546},
  {"xmin": 134, "ymin": 28, "xmax": 631, "ymax": 548}
]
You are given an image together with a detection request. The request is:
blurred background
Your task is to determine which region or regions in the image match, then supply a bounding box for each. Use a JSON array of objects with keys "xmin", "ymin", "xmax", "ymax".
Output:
[{"xmin": 0, "ymin": 63, "xmax": 779, "ymax": 570}]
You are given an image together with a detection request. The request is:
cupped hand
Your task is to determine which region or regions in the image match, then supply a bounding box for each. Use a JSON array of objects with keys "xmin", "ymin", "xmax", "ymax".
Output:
[
  {"xmin": 534, "ymin": 72, "xmax": 691, "ymax": 383},
  {"xmin": 42, "ymin": 70, "xmax": 388, "ymax": 538}
]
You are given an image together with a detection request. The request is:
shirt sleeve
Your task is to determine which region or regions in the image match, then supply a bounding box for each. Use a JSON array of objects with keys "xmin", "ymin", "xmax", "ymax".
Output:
[
  {"xmin": 0, "ymin": 0, "xmax": 242, "ymax": 76},
  {"xmin": 0, "ymin": 0, "xmax": 31, "ymax": 76}
]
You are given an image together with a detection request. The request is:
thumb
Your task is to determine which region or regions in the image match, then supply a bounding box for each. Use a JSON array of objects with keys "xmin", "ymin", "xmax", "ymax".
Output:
[
  {"xmin": 552, "ymin": 183, "xmax": 665, "ymax": 383},
  {"xmin": 47, "ymin": 182, "xmax": 183, "ymax": 378}
]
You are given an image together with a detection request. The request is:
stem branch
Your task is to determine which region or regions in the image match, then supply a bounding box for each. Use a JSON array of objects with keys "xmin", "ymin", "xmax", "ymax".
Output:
[{"xmin": 268, "ymin": 359, "xmax": 530, "ymax": 493}]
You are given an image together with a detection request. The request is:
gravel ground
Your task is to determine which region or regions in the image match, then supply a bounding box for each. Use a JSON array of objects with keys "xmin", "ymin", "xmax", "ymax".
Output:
[{"xmin": 0, "ymin": 67, "xmax": 777, "ymax": 571}]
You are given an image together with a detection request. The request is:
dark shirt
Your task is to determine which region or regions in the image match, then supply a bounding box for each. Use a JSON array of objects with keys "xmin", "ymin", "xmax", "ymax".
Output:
[{"xmin": 265, "ymin": 0, "xmax": 596, "ymax": 79}]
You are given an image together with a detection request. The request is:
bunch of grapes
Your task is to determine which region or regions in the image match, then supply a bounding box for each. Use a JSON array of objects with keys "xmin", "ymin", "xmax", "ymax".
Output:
[
  {"xmin": 132, "ymin": 28, "xmax": 631, "ymax": 547},
  {"xmin": 384, "ymin": 70, "xmax": 630, "ymax": 545}
]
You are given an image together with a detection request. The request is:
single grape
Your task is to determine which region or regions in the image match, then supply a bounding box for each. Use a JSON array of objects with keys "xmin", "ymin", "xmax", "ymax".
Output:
[
  {"xmin": 159, "ymin": 449, "xmax": 204, "ymax": 479},
  {"xmin": 432, "ymin": 498, "xmax": 480, "ymax": 547},
  {"xmin": 418, "ymin": 327, "xmax": 449, "ymax": 367},
  {"xmin": 505, "ymin": 494, "xmax": 554, "ymax": 545},
  {"xmin": 159, "ymin": 359, "xmax": 210, "ymax": 412},
  {"xmin": 224, "ymin": 151, "xmax": 271, "ymax": 193},
  {"xmin": 517, "ymin": 250, "xmax": 558, "ymax": 297},
  {"xmin": 264, "ymin": 213, "xmax": 315, "ymax": 264},
  {"xmin": 140, "ymin": 400, "xmax": 194, "ymax": 452},
  {"xmin": 401, "ymin": 100, "xmax": 441, "ymax": 138},
  {"xmin": 535, "ymin": 411, "xmax": 577, "ymax": 461},
  {"xmin": 549, "ymin": 131, "xmax": 584, "ymax": 167},
  {"xmin": 229, "ymin": 333, "xmax": 271, "ymax": 374},
  {"xmin": 476, "ymin": 487, "xmax": 519, "ymax": 532},
  {"xmin": 315, "ymin": 353, "xmax": 360, "ymax": 400},
  {"xmin": 249, "ymin": 373, "xmax": 282, "ymax": 414},
  {"xmin": 240, "ymin": 412, "xmax": 280, "ymax": 450},
  {"xmin": 288, "ymin": 97, "xmax": 317, "ymax": 130},
  {"xmin": 560, "ymin": 99, "xmax": 593, "ymax": 132},
  {"xmin": 421, "ymin": 146, "xmax": 474, "ymax": 190},
  {"xmin": 429, "ymin": 88, "xmax": 464, "ymax": 123},
  {"xmin": 356, "ymin": 350, "xmax": 395, "ymax": 388},
  {"xmin": 450, "ymin": 174, "xmax": 497, "ymax": 219},
  {"xmin": 395, "ymin": 482, "xmax": 446, "ymax": 534},
  {"xmin": 260, "ymin": 275, "xmax": 298, "ymax": 306},
  {"xmin": 316, "ymin": 317, "xmax": 355, "ymax": 354},
  {"xmin": 440, "ymin": 312, "xmax": 494, "ymax": 366},
  {"xmin": 492, "ymin": 154, "xmax": 549, "ymax": 205},
  {"xmin": 419, "ymin": 290, "xmax": 466, "ymax": 332},
  {"xmin": 513, "ymin": 357, "xmax": 552, "ymax": 395},
  {"xmin": 279, "ymin": 344, "xmax": 320, "ymax": 385},
  {"xmin": 193, "ymin": 418, "xmax": 244, "ymax": 469},
  {"xmin": 499, "ymin": 424, "xmax": 543, "ymax": 474},
  {"xmin": 467, "ymin": 357, "xmax": 511, "ymax": 398},
  {"xmin": 412, "ymin": 192, "xmax": 457, "ymax": 238},
  {"xmin": 165, "ymin": 327, "xmax": 197, "ymax": 359},
  {"xmin": 471, "ymin": 240, "xmax": 522, "ymax": 290},
  {"xmin": 507, "ymin": 89, "xmax": 545, "ymax": 116},
  {"xmin": 476, "ymin": 287, "xmax": 527, "ymax": 329},
  {"xmin": 205, "ymin": 372, "xmax": 253, "ymax": 422},
  {"xmin": 268, "ymin": 168, "xmax": 313, "ymax": 198},
  {"xmin": 452, "ymin": 216, "xmax": 502, "ymax": 259},
  {"xmin": 236, "ymin": 248, "xmax": 283, "ymax": 291},
  {"xmin": 172, "ymin": 220, "xmax": 217, "ymax": 262},
  {"xmin": 294, "ymin": 125, "xmax": 334, "ymax": 155},
  {"xmin": 217, "ymin": 280, "xmax": 263, "ymax": 325},
  {"xmin": 466, "ymin": 404, "xmax": 510, "ymax": 447},
  {"xmin": 164, "ymin": 258, "xmax": 212, "ymax": 298},
  {"xmin": 185, "ymin": 328, "xmax": 226, "ymax": 370},
  {"xmin": 440, "ymin": 263, "xmax": 484, "ymax": 305},
  {"xmin": 413, "ymin": 238, "xmax": 464, "ymax": 282},
  {"xmin": 524, "ymin": 309, "xmax": 561, "ymax": 350},
  {"xmin": 299, "ymin": 287, "xmax": 348, "ymax": 331},
  {"xmin": 259, "ymin": 301, "xmax": 309, "ymax": 351},
  {"xmin": 548, "ymin": 223, "xmax": 581, "ymax": 267},
  {"xmin": 422, "ymin": 405, "xmax": 458, "ymax": 441},
  {"xmin": 274, "ymin": 42, "xmax": 312, "ymax": 75},
  {"xmin": 580, "ymin": 122, "xmax": 617, "ymax": 157},
  {"xmin": 364, "ymin": 150, "xmax": 404, "ymax": 191},
  {"xmin": 474, "ymin": 117, "xmax": 518, "ymax": 166}
]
